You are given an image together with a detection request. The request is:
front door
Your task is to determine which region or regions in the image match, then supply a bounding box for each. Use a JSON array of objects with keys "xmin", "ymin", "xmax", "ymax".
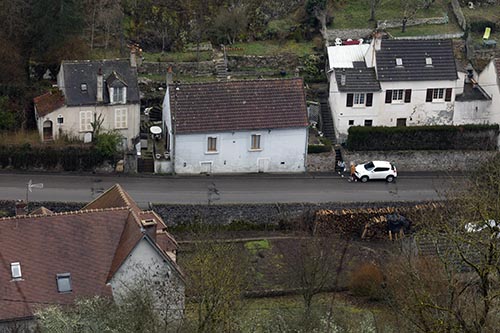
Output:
[
  {"xmin": 200, "ymin": 162, "xmax": 212, "ymax": 174},
  {"xmin": 257, "ymin": 158, "xmax": 270, "ymax": 173},
  {"xmin": 43, "ymin": 120, "xmax": 53, "ymax": 141}
]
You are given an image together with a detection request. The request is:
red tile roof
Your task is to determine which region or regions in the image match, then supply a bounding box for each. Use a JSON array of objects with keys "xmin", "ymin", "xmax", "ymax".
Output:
[
  {"xmin": 169, "ymin": 78, "xmax": 308, "ymax": 134},
  {"xmin": 33, "ymin": 90, "xmax": 65, "ymax": 117},
  {"xmin": 0, "ymin": 185, "xmax": 179, "ymax": 322}
]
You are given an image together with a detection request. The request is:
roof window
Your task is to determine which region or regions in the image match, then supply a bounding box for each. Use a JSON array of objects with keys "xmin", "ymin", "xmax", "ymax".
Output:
[
  {"xmin": 425, "ymin": 57, "xmax": 433, "ymax": 66},
  {"xmin": 81, "ymin": 83, "xmax": 87, "ymax": 92},
  {"xmin": 395, "ymin": 58, "xmax": 403, "ymax": 67},
  {"xmin": 56, "ymin": 273, "xmax": 72, "ymax": 293},
  {"xmin": 11, "ymin": 262, "xmax": 22, "ymax": 279}
]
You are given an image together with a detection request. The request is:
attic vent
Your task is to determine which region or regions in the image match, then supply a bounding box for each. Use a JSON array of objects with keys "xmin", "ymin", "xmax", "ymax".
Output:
[
  {"xmin": 395, "ymin": 58, "xmax": 403, "ymax": 67},
  {"xmin": 141, "ymin": 219, "xmax": 156, "ymax": 226},
  {"xmin": 425, "ymin": 57, "xmax": 433, "ymax": 66},
  {"xmin": 80, "ymin": 83, "xmax": 87, "ymax": 92}
]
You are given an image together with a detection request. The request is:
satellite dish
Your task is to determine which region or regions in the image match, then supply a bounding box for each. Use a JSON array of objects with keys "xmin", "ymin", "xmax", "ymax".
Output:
[{"xmin": 150, "ymin": 126, "xmax": 162, "ymax": 135}]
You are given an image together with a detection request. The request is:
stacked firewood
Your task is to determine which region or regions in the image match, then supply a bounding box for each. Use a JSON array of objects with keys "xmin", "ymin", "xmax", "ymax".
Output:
[{"xmin": 313, "ymin": 203, "xmax": 443, "ymax": 240}]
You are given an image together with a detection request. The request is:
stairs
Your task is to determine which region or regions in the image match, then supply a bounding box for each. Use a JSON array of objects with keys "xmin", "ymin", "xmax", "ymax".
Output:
[
  {"xmin": 318, "ymin": 91, "xmax": 336, "ymax": 143},
  {"xmin": 334, "ymin": 146, "xmax": 344, "ymax": 172},
  {"xmin": 214, "ymin": 57, "xmax": 228, "ymax": 80}
]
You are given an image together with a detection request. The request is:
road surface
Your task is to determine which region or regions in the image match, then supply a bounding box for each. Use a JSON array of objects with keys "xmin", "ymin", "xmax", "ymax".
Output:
[{"xmin": 0, "ymin": 172, "xmax": 458, "ymax": 206}]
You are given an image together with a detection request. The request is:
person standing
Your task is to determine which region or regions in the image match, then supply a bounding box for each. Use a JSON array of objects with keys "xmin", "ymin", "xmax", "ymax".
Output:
[{"xmin": 349, "ymin": 162, "xmax": 357, "ymax": 182}]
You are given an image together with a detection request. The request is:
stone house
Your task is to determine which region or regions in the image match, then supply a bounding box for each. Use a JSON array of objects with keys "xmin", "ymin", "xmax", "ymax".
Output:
[
  {"xmin": 33, "ymin": 54, "xmax": 141, "ymax": 150},
  {"xmin": 160, "ymin": 78, "xmax": 309, "ymax": 174},
  {"xmin": 327, "ymin": 38, "xmax": 463, "ymax": 142},
  {"xmin": 0, "ymin": 184, "xmax": 184, "ymax": 332}
]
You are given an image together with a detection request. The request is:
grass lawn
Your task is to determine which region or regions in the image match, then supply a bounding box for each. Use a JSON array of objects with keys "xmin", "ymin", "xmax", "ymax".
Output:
[
  {"xmin": 227, "ymin": 40, "xmax": 316, "ymax": 57},
  {"xmin": 462, "ymin": 3, "xmax": 500, "ymax": 23},
  {"xmin": 143, "ymin": 50, "xmax": 212, "ymax": 63},
  {"xmin": 332, "ymin": 0, "xmax": 449, "ymax": 29},
  {"xmin": 387, "ymin": 22, "xmax": 462, "ymax": 37}
]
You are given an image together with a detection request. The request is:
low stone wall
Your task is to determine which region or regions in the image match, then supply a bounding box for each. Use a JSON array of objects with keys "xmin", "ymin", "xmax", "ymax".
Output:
[
  {"xmin": 451, "ymin": 0, "xmax": 467, "ymax": 31},
  {"xmin": 325, "ymin": 29, "xmax": 373, "ymax": 43},
  {"xmin": 394, "ymin": 33, "xmax": 464, "ymax": 40},
  {"xmin": 377, "ymin": 16, "xmax": 449, "ymax": 29},
  {"xmin": 139, "ymin": 61, "xmax": 215, "ymax": 76},
  {"xmin": 227, "ymin": 55, "xmax": 301, "ymax": 72},
  {"xmin": 307, "ymin": 150, "xmax": 498, "ymax": 172}
]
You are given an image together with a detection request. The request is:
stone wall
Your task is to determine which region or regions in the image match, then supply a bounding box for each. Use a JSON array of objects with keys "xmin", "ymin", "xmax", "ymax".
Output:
[
  {"xmin": 325, "ymin": 29, "xmax": 373, "ymax": 43},
  {"xmin": 377, "ymin": 16, "xmax": 449, "ymax": 29},
  {"xmin": 138, "ymin": 61, "xmax": 215, "ymax": 76},
  {"xmin": 451, "ymin": 0, "xmax": 467, "ymax": 31},
  {"xmin": 227, "ymin": 55, "xmax": 301, "ymax": 72},
  {"xmin": 394, "ymin": 33, "xmax": 464, "ymax": 40},
  {"xmin": 307, "ymin": 150, "xmax": 498, "ymax": 172}
]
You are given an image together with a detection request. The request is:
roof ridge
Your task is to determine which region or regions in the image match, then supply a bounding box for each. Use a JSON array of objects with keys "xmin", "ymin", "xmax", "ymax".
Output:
[
  {"xmin": 0, "ymin": 206, "xmax": 129, "ymax": 221},
  {"xmin": 177, "ymin": 77, "xmax": 303, "ymax": 87},
  {"xmin": 115, "ymin": 184, "xmax": 133, "ymax": 207}
]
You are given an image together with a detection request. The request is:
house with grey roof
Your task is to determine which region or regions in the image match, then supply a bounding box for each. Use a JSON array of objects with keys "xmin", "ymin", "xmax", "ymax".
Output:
[
  {"xmin": 160, "ymin": 78, "xmax": 309, "ymax": 174},
  {"xmin": 327, "ymin": 37, "xmax": 463, "ymax": 142},
  {"xmin": 34, "ymin": 53, "xmax": 140, "ymax": 150}
]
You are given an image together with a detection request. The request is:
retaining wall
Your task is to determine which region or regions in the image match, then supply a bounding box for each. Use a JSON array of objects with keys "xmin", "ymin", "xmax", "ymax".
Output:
[{"xmin": 377, "ymin": 16, "xmax": 449, "ymax": 29}]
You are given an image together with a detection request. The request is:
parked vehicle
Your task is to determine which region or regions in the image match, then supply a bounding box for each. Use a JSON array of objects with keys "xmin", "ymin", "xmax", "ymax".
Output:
[{"xmin": 355, "ymin": 161, "xmax": 397, "ymax": 183}]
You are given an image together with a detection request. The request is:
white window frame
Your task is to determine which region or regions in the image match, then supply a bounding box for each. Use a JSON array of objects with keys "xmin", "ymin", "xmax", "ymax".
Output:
[
  {"xmin": 392, "ymin": 89, "xmax": 404, "ymax": 103},
  {"xmin": 206, "ymin": 136, "xmax": 218, "ymax": 154},
  {"xmin": 250, "ymin": 134, "xmax": 262, "ymax": 151},
  {"xmin": 11, "ymin": 262, "xmax": 22, "ymax": 279},
  {"xmin": 79, "ymin": 111, "xmax": 93, "ymax": 132},
  {"xmin": 353, "ymin": 93, "xmax": 365, "ymax": 107},
  {"xmin": 114, "ymin": 108, "xmax": 128, "ymax": 129},
  {"xmin": 432, "ymin": 88, "xmax": 445, "ymax": 101},
  {"xmin": 111, "ymin": 87, "xmax": 127, "ymax": 104},
  {"xmin": 56, "ymin": 273, "xmax": 72, "ymax": 293}
]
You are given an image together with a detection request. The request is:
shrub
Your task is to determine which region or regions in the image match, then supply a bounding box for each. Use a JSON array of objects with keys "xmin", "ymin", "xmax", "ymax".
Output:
[
  {"xmin": 469, "ymin": 20, "xmax": 496, "ymax": 33},
  {"xmin": 349, "ymin": 263, "xmax": 385, "ymax": 301},
  {"xmin": 308, "ymin": 144, "xmax": 331, "ymax": 153}
]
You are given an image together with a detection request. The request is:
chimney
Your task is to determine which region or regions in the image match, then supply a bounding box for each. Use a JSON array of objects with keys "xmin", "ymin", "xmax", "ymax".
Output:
[
  {"xmin": 97, "ymin": 68, "xmax": 103, "ymax": 103},
  {"xmin": 15, "ymin": 200, "xmax": 27, "ymax": 216},
  {"xmin": 373, "ymin": 31, "xmax": 382, "ymax": 51},
  {"xmin": 130, "ymin": 48, "xmax": 137, "ymax": 68},
  {"xmin": 166, "ymin": 66, "xmax": 173, "ymax": 86}
]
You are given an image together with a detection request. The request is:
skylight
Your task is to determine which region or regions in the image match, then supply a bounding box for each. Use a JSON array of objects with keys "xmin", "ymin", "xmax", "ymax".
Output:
[
  {"xmin": 425, "ymin": 57, "xmax": 433, "ymax": 66},
  {"xmin": 81, "ymin": 83, "xmax": 87, "ymax": 92},
  {"xmin": 395, "ymin": 58, "xmax": 403, "ymax": 66},
  {"xmin": 56, "ymin": 273, "xmax": 72, "ymax": 293},
  {"xmin": 11, "ymin": 262, "xmax": 22, "ymax": 279}
]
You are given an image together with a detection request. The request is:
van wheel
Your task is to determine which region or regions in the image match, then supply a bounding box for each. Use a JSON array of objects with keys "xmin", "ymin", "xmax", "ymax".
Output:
[
  {"xmin": 360, "ymin": 176, "xmax": 369, "ymax": 183},
  {"xmin": 386, "ymin": 175, "xmax": 395, "ymax": 183}
]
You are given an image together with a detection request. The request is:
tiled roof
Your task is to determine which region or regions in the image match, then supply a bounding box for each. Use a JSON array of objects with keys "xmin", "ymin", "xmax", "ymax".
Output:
[
  {"xmin": 33, "ymin": 90, "xmax": 65, "ymax": 117},
  {"xmin": 60, "ymin": 59, "xmax": 139, "ymax": 106},
  {"xmin": 169, "ymin": 78, "xmax": 308, "ymax": 134},
  {"xmin": 455, "ymin": 82, "xmax": 491, "ymax": 101},
  {"xmin": 0, "ymin": 185, "xmax": 179, "ymax": 322},
  {"xmin": 376, "ymin": 39, "xmax": 458, "ymax": 82},
  {"xmin": 29, "ymin": 207, "xmax": 53, "ymax": 216},
  {"xmin": 334, "ymin": 66, "xmax": 381, "ymax": 92},
  {"xmin": 495, "ymin": 58, "xmax": 500, "ymax": 80}
]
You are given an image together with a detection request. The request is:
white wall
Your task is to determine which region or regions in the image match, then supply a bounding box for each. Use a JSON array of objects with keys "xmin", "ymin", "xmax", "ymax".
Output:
[
  {"xmin": 174, "ymin": 128, "xmax": 307, "ymax": 174},
  {"xmin": 478, "ymin": 60, "xmax": 500, "ymax": 124},
  {"xmin": 329, "ymin": 71, "xmax": 460, "ymax": 141},
  {"xmin": 109, "ymin": 238, "xmax": 185, "ymax": 321},
  {"xmin": 453, "ymin": 100, "xmax": 492, "ymax": 124},
  {"xmin": 36, "ymin": 103, "xmax": 140, "ymax": 150}
]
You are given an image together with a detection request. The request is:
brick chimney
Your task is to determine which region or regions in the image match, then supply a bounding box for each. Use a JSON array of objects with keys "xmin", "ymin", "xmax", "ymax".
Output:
[
  {"xmin": 15, "ymin": 200, "xmax": 27, "ymax": 216},
  {"xmin": 130, "ymin": 48, "xmax": 137, "ymax": 68},
  {"xmin": 166, "ymin": 66, "xmax": 173, "ymax": 86},
  {"xmin": 97, "ymin": 68, "xmax": 103, "ymax": 103}
]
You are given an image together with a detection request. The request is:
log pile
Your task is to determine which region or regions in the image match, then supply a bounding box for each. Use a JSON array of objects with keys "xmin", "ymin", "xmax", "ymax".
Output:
[{"xmin": 313, "ymin": 202, "xmax": 444, "ymax": 240}]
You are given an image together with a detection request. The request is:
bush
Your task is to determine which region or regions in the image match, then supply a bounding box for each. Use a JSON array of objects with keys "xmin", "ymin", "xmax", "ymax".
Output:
[
  {"xmin": 347, "ymin": 124, "xmax": 499, "ymax": 151},
  {"xmin": 349, "ymin": 263, "xmax": 385, "ymax": 301},
  {"xmin": 469, "ymin": 20, "xmax": 496, "ymax": 33},
  {"xmin": 308, "ymin": 144, "xmax": 332, "ymax": 153}
]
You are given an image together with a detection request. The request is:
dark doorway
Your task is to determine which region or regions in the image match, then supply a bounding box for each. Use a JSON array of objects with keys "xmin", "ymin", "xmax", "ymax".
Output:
[
  {"xmin": 43, "ymin": 120, "xmax": 53, "ymax": 141},
  {"xmin": 396, "ymin": 118, "xmax": 407, "ymax": 127}
]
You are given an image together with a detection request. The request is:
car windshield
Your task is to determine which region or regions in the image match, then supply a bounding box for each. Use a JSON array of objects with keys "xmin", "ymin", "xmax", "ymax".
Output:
[{"xmin": 363, "ymin": 162, "xmax": 375, "ymax": 171}]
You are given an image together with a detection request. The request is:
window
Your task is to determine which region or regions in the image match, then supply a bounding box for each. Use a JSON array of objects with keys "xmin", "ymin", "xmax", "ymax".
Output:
[
  {"xmin": 11, "ymin": 262, "xmax": 21, "ymax": 279},
  {"xmin": 57, "ymin": 115, "xmax": 64, "ymax": 124},
  {"xmin": 364, "ymin": 120, "xmax": 373, "ymax": 126},
  {"xmin": 80, "ymin": 83, "xmax": 87, "ymax": 92},
  {"xmin": 373, "ymin": 167, "xmax": 390, "ymax": 172},
  {"xmin": 79, "ymin": 111, "xmax": 93, "ymax": 132},
  {"xmin": 385, "ymin": 89, "xmax": 411, "ymax": 104},
  {"xmin": 395, "ymin": 58, "xmax": 403, "ymax": 66},
  {"xmin": 425, "ymin": 57, "xmax": 433, "ymax": 66},
  {"xmin": 111, "ymin": 87, "xmax": 126, "ymax": 104},
  {"xmin": 251, "ymin": 134, "xmax": 261, "ymax": 150},
  {"xmin": 348, "ymin": 120, "xmax": 354, "ymax": 125},
  {"xmin": 115, "ymin": 108, "xmax": 127, "ymax": 129},
  {"xmin": 397, "ymin": 118, "xmax": 407, "ymax": 127},
  {"xmin": 426, "ymin": 88, "xmax": 452, "ymax": 102},
  {"xmin": 207, "ymin": 137, "xmax": 217, "ymax": 152},
  {"xmin": 346, "ymin": 93, "xmax": 373, "ymax": 107},
  {"xmin": 56, "ymin": 273, "xmax": 72, "ymax": 293}
]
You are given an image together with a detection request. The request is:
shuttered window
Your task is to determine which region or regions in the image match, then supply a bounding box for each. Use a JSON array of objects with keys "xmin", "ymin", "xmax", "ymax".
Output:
[
  {"xmin": 346, "ymin": 93, "xmax": 354, "ymax": 107},
  {"xmin": 426, "ymin": 89, "xmax": 433, "ymax": 102},
  {"xmin": 385, "ymin": 90, "xmax": 392, "ymax": 104},
  {"xmin": 445, "ymin": 88, "xmax": 452, "ymax": 102},
  {"xmin": 207, "ymin": 137, "xmax": 217, "ymax": 152},
  {"xmin": 366, "ymin": 93, "xmax": 373, "ymax": 107},
  {"xmin": 404, "ymin": 89, "xmax": 412, "ymax": 103},
  {"xmin": 251, "ymin": 134, "xmax": 261, "ymax": 150},
  {"xmin": 115, "ymin": 108, "xmax": 128, "ymax": 129},
  {"xmin": 79, "ymin": 111, "xmax": 93, "ymax": 132}
]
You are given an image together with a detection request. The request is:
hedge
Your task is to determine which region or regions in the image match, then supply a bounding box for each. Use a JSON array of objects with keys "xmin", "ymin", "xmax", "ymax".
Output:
[
  {"xmin": 0, "ymin": 144, "xmax": 117, "ymax": 171},
  {"xmin": 347, "ymin": 124, "xmax": 499, "ymax": 151}
]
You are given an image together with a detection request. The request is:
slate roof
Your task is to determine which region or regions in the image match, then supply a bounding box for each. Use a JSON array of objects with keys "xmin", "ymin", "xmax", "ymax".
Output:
[
  {"xmin": 495, "ymin": 58, "xmax": 500, "ymax": 80},
  {"xmin": 334, "ymin": 66, "xmax": 381, "ymax": 92},
  {"xmin": 169, "ymin": 78, "xmax": 308, "ymax": 134},
  {"xmin": 0, "ymin": 184, "xmax": 179, "ymax": 322},
  {"xmin": 376, "ymin": 39, "xmax": 458, "ymax": 82},
  {"xmin": 60, "ymin": 59, "xmax": 139, "ymax": 106},
  {"xmin": 455, "ymin": 82, "xmax": 491, "ymax": 101},
  {"xmin": 33, "ymin": 90, "xmax": 65, "ymax": 117}
]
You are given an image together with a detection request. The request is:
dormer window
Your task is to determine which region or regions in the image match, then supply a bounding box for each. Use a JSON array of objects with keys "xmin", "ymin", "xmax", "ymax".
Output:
[
  {"xmin": 111, "ymin": 87, "xmax": 126, "ymax": 104},
  {"xmin": 81, "ymin": 83, "xmax": 87, "ymax": 92},
  {"xmin": 425, "ymin": 57, "xmax": 433, "ymax": 66},
  {"xmin": 11, "ymin": 262, "xmax": 22, "ymax": 279},
  {"xmin": 56, "ymin": 273, "xmax": 72, "ymax": 293},
  {"xmin": 395, "ymin": 58, "xmax": 403, "ymax": 67}
]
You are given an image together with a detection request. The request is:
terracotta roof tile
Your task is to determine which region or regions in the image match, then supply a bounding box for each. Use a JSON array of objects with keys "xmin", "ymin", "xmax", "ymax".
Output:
[
  {"xmin": 82, "ymin": 184, "xmax": 140, "ymax": 213},
  {"xmin": 33, "ymin": 91, "xmax": 65, "ymax": 117},
  {"xmin": 170, "ymin": 78, "xmax": 308, "ymax": 134},
  {"xmin": 29, "ymin": 207, "xmax": 54, "ymax": 216}
]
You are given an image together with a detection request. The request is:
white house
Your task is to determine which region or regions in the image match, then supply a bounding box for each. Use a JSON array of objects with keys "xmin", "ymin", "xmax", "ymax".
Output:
[
  {"xmin": 327, "ymin": 37, "xmax": 463, "ymax": 142},
  {"xmin": 0, "ymin": 184, "xmax": 184, "ymax": 331},
  {"xmin": 34, "ymin": 55, "xmax": 141, "ymax": 150},
  {"xmin": 475, "ymin": 58, "xmax": 500, "ymax": 124},
  {"xmin": 161, "ymin": 78, "xmax": 309, "ymax": 174}
]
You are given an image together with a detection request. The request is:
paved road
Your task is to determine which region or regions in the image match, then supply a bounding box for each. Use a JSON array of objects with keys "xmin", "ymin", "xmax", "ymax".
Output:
[{"xmin": 0, "ymin": 172, "xmax": 457, "ymax": 206}]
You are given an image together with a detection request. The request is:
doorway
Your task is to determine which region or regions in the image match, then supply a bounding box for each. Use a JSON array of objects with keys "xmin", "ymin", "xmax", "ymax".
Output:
[{"xmin": 43, "ymin": 120, "xmax": 53, "ymax": 141}]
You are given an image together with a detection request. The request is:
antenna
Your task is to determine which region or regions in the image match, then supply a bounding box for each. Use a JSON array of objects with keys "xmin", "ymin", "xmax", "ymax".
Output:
[{"xmin": 26, "ymin": 180, "xmax": 44, "ymax": 212}]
